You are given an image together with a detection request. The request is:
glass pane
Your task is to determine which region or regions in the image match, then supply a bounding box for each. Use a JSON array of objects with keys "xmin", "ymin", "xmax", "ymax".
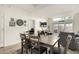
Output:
[{"xmin": 65, "ymin": 23, "xmax": 73, "ymax": 32}]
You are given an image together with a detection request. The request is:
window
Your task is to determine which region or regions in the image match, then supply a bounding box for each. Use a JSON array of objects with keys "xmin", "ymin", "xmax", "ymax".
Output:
[{"xmin": 53, "ymin": 16, "xmax": 73, "ymax": 33}]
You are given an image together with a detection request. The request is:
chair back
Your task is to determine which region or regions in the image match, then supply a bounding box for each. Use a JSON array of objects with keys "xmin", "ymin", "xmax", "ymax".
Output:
[
  {"xmin": 58, "ymin": 32, "xmax": 75, "ymax": 53},
  {"xmin": 20, "ymin": 33, "xmax": 26, "ymax": 46},
  {"xmin": 20, "ymin": 33, "xmax": 32, "ymax": 43}
]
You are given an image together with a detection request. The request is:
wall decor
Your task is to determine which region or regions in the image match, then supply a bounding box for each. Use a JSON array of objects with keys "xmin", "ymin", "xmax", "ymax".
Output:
[
  {"xmin": 16, "ymin": 19, "xmax": 24, "ymax": 26},
  {"xmin": 9, "ymin": 18, "xmax": 15, "ymax": 27},
  {"xmin": 40, "ymin": 22, "xmax": 47, "ymax": 27},
  {"xmin": 24, "ymin": 20, "xmax": 27, "ymax": 23},
  {"xmin": 24, "ymin": 20, "xmax": 27, "ymax": 26}
]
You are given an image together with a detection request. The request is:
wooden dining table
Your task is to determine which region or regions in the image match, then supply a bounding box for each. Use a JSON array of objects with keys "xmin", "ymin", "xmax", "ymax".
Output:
[{"xmin": 27, "ymin": 34, "xmax": 59, "ymax": 53}]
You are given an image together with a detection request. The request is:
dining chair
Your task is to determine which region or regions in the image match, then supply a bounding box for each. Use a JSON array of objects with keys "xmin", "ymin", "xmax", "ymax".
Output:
[
  {"xmin": 29, "ymin": 28, "xmax": 34, "ymax": 34},
  {"xmin": 49, "ymin": 32, "xmax": 75, "ymax": 54},
  {"xmin": 20, "ymin": 33, "xmax": 32, "ymax": 54},
  {"xmin": 31, "ymin": 32, "xmax": 47, "ymax": 54}
]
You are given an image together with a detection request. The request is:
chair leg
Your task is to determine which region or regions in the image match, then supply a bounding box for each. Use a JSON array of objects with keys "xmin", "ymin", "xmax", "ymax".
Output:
[
  {"xmin": 31, "ymin": 50, "xmax": 32, "ymax": 54},
  {"xmin": 30, "ymin": 48, "xmax": 32, "ymax": 54},
  {"xmin": 46, "ymin": 49, "xmax": 47, "ymax": 54},
  {"xmin": 21, "ymin": 41, "xmax": 24, "ymax": 54},
  {"xmin": 26, "ymin": 49, "xmax": 28, "ymax": 54},
  {"xmin": 31, "ymin": 48, "xmax": 32, "ymax": 54},
  {"xmin": 58, "ymin": 41, "xmax": 61, "ymax": 53},
  {"xmin": 21, "ymin": 47, "xmax": 23, "ymax": 54}
]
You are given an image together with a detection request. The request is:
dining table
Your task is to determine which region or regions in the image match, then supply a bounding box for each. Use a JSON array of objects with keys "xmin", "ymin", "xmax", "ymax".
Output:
[{"xmin": 26, "ymin": 34, "xmax": 59, "ymax": 53}]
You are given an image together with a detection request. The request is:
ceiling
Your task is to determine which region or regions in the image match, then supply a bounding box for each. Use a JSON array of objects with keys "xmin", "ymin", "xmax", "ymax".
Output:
[
  {"xmin": 1, "ymin": 4, "xmax": 79, "ymax": 18},
  {"xmin": 4, "ymin": 4, "xmax": 51, "ymax": 13},
  {"xmin": 29, "ymin": 4, "xmax": 79, "ymax": 18}
]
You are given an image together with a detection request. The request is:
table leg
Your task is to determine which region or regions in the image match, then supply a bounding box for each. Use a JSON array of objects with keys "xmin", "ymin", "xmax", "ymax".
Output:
[
  {"xmin": 21, "ymin": 46, "xmax": 23, "ymax": 54},
  {"xmin": 58, "ymin": 41, "xmax": 61, "ymax": 53},
  {"xmin": 50, "ymin": 46, "xmax": 53, "ymax": 54}
]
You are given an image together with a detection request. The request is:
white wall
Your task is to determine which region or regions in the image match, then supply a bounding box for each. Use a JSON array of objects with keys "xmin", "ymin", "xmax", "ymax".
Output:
[
  {"xmin": 47, "ymin": 18, "xmax": 53, "ymax": 33},
  {"xmin": 28, "ymin": 19, "xmax": 35, "ymax": 30},
  {"xmin": 0, "ymin": 6, "xmax": 30, "ymax": 47},
  {"xmin": 73, "ymin": 13, "xmax": 79, "ymax": 33}
]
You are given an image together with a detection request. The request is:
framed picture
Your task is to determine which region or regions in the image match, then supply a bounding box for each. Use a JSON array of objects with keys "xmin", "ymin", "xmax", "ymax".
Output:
[
  {"xmin": 40, "ymin": 22, "xmax": 47, "ymax": 27},
  {"xmin": 9, "ymin": 18, "xmax": 15, "ymax": 27}
]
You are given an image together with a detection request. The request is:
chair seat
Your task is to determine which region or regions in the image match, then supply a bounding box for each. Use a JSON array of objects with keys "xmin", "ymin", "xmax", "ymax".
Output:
[
  {"xmin": 32, "ymin": 46, "xmax": 47, "ymax": 54},
  {"xmin": 23, "ymin": 44, "xmax": 33, "ymax": 49}
]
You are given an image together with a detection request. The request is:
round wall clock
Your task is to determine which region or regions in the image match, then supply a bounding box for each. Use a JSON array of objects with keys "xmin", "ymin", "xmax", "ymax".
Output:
[{"xmin": 16, "ymin": 19, "xmax": 24, "ymax": 26}]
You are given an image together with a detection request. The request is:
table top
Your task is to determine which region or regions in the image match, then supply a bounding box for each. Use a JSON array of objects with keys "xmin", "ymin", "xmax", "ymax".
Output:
[{"xmin": 29, "ymin": 34, "xmax": 59, "ymax": 46}]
